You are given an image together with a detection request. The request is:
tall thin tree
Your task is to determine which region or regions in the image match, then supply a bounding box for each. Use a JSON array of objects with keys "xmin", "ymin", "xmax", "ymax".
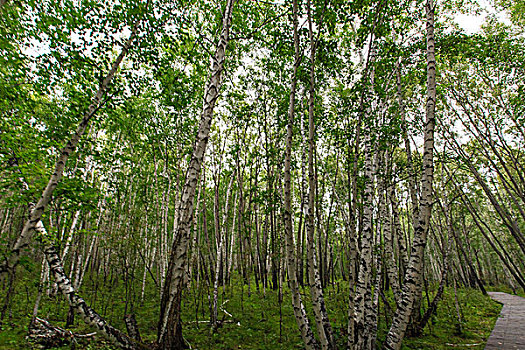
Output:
[{"xmin": 157, "ymin": 1, "xmax": 235, "ymax": 348}]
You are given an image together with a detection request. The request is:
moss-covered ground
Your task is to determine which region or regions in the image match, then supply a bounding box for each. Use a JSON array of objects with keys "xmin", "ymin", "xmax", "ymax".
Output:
[{"xmin": 0, "ymin": 276, "xmax": 503, "ymax": 349}]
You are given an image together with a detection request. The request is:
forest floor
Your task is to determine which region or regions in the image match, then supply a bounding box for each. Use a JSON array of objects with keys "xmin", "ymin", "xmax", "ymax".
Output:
[{"xmin": 0, "ymin": 280, "xmax": 506, "ymax": 349}]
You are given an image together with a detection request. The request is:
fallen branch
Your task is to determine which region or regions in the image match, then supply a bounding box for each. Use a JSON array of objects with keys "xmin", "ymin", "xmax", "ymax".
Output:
[
  {"xmin": 27, "ymin": 317, "xmax": 96, "ymax": 348},
  {"xmin": 220, "ymin": 300, "xmax": 233, "ymax": 318},
  {"xmin": 187, "ymin": 320, "xmax": 237, "ymax": 325},
  {"xmin": 444, "ymin": 343, "xmax": 482, "ymax": 347}
]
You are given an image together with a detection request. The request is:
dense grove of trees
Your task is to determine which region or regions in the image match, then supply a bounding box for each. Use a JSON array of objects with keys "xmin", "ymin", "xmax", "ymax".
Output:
[{"xmin": 0, "ymin": 0, "xmax": 524, "ymax": 349}]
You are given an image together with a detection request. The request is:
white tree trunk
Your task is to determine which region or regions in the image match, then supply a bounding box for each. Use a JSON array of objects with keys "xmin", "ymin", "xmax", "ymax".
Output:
[
  {"xmin": 383, "ymin": 0, "xmax": 436, "ymax": 348},
  {"xmin": 157, "ymin": 2, "xmax": 235, "ymax": 348},
  {"xmin": 283, "ymin": 0, "xmax": 319, "ymax": 347},
  {"xmin": 2, "ymin": 20, "xmax": 141, "ymax": 277}
]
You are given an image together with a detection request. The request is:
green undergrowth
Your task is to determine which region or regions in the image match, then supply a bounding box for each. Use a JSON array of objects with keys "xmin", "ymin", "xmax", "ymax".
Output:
[
  {"xmin": 0, "ymin": 275, "xmax": 503, "ymax": 349},
  {"xmin": 398, "ymin": 288, "xmax": 502, "ymax": 349},
  {"xmin": 486, "ymin": 284, "xmax": 525, "ymax": 298}
]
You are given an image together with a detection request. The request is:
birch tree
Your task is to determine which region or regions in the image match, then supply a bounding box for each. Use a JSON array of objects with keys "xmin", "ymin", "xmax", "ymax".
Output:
[
  {"xmin": 383, "ymin": 0, "xmax": 436, "ymax": 348},
  {"xmin": 157, "ymin": 1, "xmax": 235, "ymax": 348},
  {"xmin": 283, "ymin": 0, "xmax": 319, "ymax": 347}
]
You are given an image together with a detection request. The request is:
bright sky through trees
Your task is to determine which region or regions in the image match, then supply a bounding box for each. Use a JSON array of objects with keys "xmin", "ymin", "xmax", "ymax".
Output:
[{"xmin": 1, "ymin": 0, "xmax": 524, "ymax": 349}]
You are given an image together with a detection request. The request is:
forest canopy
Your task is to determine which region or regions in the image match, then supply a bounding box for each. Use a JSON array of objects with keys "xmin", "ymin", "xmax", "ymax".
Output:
[{"xmin": 0, "ymin": 0, "xmax": 524, "ymax": 349}]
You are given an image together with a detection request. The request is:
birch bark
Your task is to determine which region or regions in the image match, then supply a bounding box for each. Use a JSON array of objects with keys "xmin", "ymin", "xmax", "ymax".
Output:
[
  {"xmin": 43, "ymin": 228, "xmax": 145, "ymax": 349},
  {"xmin": 383, "ymin": 1, "xmax": 436, "ymax": 348},
  {"xmin": 352, "ymin": 130, "xmax": 376, "ymax": 349},
  {"xmin": 1, "ymin": 18, "xmax": 141, "ymax": 278},
  {"xmin": 283, "ymin": 0, "xmax": 318, "ymax": 347},
  {"xmin": 379, "ymin": 151, "xmax": 401, "ymax": 305},
  {"xmin": 306, "ymin": 0, "xmax": 335, "ymax": 347},
  {"xmin": 351, "ymin": 32, "xmax": 379, "ymax": 350},
  {"xmin": 211, "ymin": 173, "xmax": 234, "ymax": 330},
  {"xmin": 157, "ymin": 1, "xmax": 234, "ymax": 348}
]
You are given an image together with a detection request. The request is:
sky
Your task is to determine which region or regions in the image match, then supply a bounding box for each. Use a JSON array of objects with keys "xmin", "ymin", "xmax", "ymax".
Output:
[{"xmin": 455, "ymin": 0, "xmax": 512, "ymax": 34}]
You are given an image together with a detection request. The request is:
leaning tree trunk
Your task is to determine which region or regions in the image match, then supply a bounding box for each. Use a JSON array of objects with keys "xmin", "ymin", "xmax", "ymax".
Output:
[
  {"xmin": 383, "ymin": 0, "xmax": 436, "ymax": 349},
  {"xmin": 156, "ymin": 1, "xmax": 234, "ymax": 349},
  {"xmin": 41, "ymin": 224, "xmax": 146, "ymax": 349},
  {"xmin": 17, "ymin": 173, "xmax": 145, "ymax": 349},
  {"xmin": 0, "ymin": 9, "xmax": 146, "ymax": 349},
  {"xmin": 413, "ymin": 199, "xmax": 453, "ymax": 335},
  {"xmin": 0, "ymin": 17, "xmax": 141, "ymax": 279}
]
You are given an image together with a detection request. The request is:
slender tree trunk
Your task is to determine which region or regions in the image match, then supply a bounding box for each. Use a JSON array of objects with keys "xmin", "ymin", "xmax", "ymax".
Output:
[
  {"xmin": 306, "ymin": 0, "xmax": 335, "ymax": 347},
  {"xmin": 351, "ymin": 30, "xmax": 380, "ymax": 349},
  {"xmin": 1, "ymin": 19, "xmax": 141, "ymax": 278},
  {"xmin": 61, "ymin": 210, "xmax": 81, "ymax": 262},
  {"xmin": 211, "ymin": 173, "xmax": 234, "ymax": 330},
  {"xmin": 380, "ymin": 150, "xmax": 401, "ymax": 305},
  {"xmin": 383, "ymin": 0, "xmax": 436, "ymax": 348},
  {"xmin": 18, "ymin": 208, "xmax": 146, "ymax": 349},
  {"xmin": 157, "ymin": 2, "xmax": 234, "ymax": 348},
  {"xmin": 283, "ymin": 0, "xmax": 318, "ymax": 347},
  {"xmin": 353, "ymin": 130, "xmax": 377, "ymax": 349},
  {"xmin": 397, "ymin": 60, "xmax": 419, "ymax": 224},
  {"xmin": 390, "ymin": 185, "xmax": 408, "ymax": 279},
  {"xmin": 413, "ymin": 209, "xmax": 453, "ymax": 335}
]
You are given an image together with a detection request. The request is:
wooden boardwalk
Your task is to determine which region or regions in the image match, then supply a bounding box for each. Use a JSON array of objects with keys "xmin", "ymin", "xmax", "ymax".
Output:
[{"xmin": 485, "ymin": 292, "xmax": 525, "ymax": 349}]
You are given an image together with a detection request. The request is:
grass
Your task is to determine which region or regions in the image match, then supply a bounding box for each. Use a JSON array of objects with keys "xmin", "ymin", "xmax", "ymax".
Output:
[
  {"xmin": 0, "ymin": 275, "xmax": 504, "ymax": 349},
  {"xmin": 400, "ymin": 288, "xmax": 502, "ymax": 349}
]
